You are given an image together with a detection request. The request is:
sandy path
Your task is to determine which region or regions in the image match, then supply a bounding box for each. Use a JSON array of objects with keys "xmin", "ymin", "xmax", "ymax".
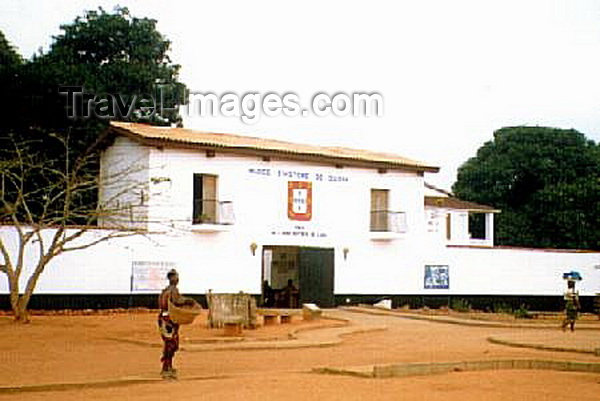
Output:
[
  {"xmin": 1, "ymin": 309, "xmax": 599, "ymax": 399},
  {"xmin": 1, "ymin": 371, "xmax": 598, "ymax": 401}
]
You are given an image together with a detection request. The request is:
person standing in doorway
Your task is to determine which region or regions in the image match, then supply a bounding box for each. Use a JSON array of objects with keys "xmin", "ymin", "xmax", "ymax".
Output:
[
  {"xmin": 282, "ymin": 279, "xmax": 299, "ymax": 308},
  {"xmin": 158, "ymin": 269, "xmax": 195, "ymax": 379}
]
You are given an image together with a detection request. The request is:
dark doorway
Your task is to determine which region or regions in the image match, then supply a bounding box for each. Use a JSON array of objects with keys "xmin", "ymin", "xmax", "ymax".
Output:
[
  {"xmin": 262, "ymin": 246, "xmax": 335, "ymax": 308},
  {"xmin": 298, "ymin": 248, "xmax": 335, "ymax": 307}
]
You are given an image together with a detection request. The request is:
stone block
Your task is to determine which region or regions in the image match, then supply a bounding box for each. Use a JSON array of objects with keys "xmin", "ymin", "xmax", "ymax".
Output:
[{"xmin": 303, "ymin": 303, "xmax": 322, "ymax": 321}]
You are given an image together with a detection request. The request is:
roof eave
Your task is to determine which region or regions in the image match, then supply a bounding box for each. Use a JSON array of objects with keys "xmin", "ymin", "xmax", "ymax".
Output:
[{"xmin": 109, "ymin": 125, "xmax": 440, "ymax": 174}]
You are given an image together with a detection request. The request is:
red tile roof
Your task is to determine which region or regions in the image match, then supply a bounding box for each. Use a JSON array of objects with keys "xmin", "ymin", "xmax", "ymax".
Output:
[
  {"xmin": 425, "ymin": 196, "xmax": 500, "ymax": 212},
  {"xmin": 109, "ymin": 122, "xmax": 439, "ymax": 173}
]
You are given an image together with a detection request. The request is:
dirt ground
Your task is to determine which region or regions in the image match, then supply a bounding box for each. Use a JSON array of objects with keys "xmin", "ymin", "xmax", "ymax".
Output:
[
  {"xmin": 400, "ymin": 307, "xmax": 600, "ymax": 322},
  {"xmin": 0, "ymin": 309, "xmax": 599, "ymax": 400}
]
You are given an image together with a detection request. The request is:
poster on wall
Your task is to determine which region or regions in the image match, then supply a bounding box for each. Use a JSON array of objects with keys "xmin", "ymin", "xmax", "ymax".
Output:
[
  {"xmin": 288, "ymin": 181, "xmax": 312, "ymax": 221},
  {"xmin": 131, "ymin": 261, "xmax": 177, "ymax": 292},
  {"xmin": 424, "ymin": 265, "xmax": 449, "ymax": 289}
]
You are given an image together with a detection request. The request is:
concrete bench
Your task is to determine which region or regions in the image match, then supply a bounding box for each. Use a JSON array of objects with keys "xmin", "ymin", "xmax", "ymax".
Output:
[
  {"xmin": 257, "ymin": 309, "xmax": 296, "ymax": 326},
  {"xmin": 262, "ymin": 313, "xmax": 279, "ymax": 326}
]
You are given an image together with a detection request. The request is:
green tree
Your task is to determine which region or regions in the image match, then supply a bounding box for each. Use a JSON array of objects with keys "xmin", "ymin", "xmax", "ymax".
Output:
[
  {"xmin": 453, "ymin": 126, "xmax": 600, "ymax": 250},
  {"xmin": 0, "ymin": 31, "xmax": 24, "ymax": 126},
  {"xmin": 0, "ymin": 30, "xmax": 22, "ymax": 69},
  {"xmin": 2, "ymin": 7, "xmax": 187, "ymax": 223},
  {"xmin": 38, "ymin": 6, "xmax": 185, "ymax": 125},
  {"xmin": 0, "ymin": 7, "xmax": 186, "ymax": 321},
  {"xmin": 6, "ymin": 6, "xmax": 186, "ymax": 132}
]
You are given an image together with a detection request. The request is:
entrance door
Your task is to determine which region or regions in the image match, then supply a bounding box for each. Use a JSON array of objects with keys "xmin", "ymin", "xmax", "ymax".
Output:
[{"xmin": 299, "ymin": 248, "xmax": 335, "ymax": 307}]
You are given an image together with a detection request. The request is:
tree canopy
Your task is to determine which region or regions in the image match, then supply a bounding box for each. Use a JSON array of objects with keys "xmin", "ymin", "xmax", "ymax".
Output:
[
  {"xmin": 41, "ymin": 6, "xmax": 184, "ymax": 125},
  {"xmin": 0, "ymin": 30, "xmax": 22, "ymax": 69},
  {"xmin": 0, "ymin": 31, "xmax": 24, "ymax": 128},
  {"xmin": 452, "ymin": 126, "xmax": 600, "ymax": 250},
  {"xmin": 2, "ymin": 6, "xmax": 186, "ymax": 133},
  {"xmin": 1, "ymin": 7, "xmax": 187, "ymax": 224}
]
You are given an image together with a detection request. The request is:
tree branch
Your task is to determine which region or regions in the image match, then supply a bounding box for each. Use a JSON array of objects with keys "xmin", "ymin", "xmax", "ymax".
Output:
[
  {"xmin": 58, "ymin": 230, "xmax": 138, "ymax": 254},
  {"xmin": 0, "ymin": 238, "xmax": 14, "ymax": 275},
  {"xmin": 14, "ymin": 229, "xmax": 35, "ymax": 279}
]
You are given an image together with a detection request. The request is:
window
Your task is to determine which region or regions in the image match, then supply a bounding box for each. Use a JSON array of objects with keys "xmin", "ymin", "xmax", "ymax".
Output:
[
  {"xmin": 193, "ymin": 174, "xmax": 217, "ymax": 224},
  {"xmin": 370, "ymin": 189, "xmax": 407, "ymax": 233},
  {"xmin": 468, "ymin": 213, "xmax": 486, "ymax": 239},
  {"xmin": 370, "ymin": 189, "xmax": 389, "ymax": 231}
]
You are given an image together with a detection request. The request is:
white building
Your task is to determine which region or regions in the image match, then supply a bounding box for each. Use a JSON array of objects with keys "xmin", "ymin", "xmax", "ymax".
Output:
[{"xmin": 1, "ymin": 121, "xmax": 599, "ymax": 310}]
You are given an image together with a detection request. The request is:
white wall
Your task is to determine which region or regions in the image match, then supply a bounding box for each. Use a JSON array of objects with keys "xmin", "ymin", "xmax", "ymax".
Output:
[
  {"xmin": 98, "ymin": 136, "xmax": 150, "ymax": 230},
  {"xmin": 2, "ymin": 136, "xmax": 430, "ymax": 296},
  {"xmin": 439, "ymin": 246, "xmax": 600, "ymax": 296},
  {"xmin": 2, "ymin": 138, "xmax": 598, "ymax": 299},
  {"xmin": 1, "ymin": 226, "xmax": 599, "ymax": 297},
  {"xmin": 141, "ymin": 144, "xmax": 428, "ymax": 295},
  {"xmin": 0, "ymin": 226, "xmax": 134, "ymax": 294}
]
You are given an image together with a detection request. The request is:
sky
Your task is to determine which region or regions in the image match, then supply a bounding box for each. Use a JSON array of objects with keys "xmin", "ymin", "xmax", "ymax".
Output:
[{"xmin": 3, "ymin": 0, "xmax": 600, "ymax": 188}]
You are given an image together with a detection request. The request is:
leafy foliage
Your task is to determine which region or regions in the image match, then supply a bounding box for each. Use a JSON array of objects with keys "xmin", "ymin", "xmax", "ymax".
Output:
[
  {"xmin": 40, "ymin": 6, "xmax": 185, "ymax": 125},
  {"xmin": 0, "ymin": 31, "xmax": 25, "ymax": 129},
  {"xmin": 513, "ymin": 304, "xmax": 533, "ymax": 319},
  {"xmin": 0, "ymin": 30, "xmax": 22, "ymax": 69},
  {"xmin": 453, "ymin": 127, "xmax": 600, "ymax": 249},
  {"xmin": 0, "ymin": 7, "xmax": 186, "ymax": 223},
  {"xmin": 450, "ymin": 298, "xmax": 471, "ymax": 312},
  {"xmin": 492, "ymin": 302, "xmax": 513, "ymax": 314},
  {"xmin": 5, "ymin": 7, "xmax": 185, "ymax": 131}
]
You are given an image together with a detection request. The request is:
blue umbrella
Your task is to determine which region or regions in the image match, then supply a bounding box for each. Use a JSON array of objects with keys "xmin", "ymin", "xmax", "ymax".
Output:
[{"xmin": 562, "ymin": 271, "xmax": 582, "ymax": 281}]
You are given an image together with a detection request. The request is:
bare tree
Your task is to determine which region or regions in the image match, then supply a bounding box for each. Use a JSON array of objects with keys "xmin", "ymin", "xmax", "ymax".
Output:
[{"xmin": 0, "ymin": 131, "xmax": 146, "ymax": 322}]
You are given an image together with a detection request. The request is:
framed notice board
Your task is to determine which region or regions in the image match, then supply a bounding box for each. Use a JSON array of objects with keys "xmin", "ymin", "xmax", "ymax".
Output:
[
  {"xmin": 424, "ymin": 265, "xmax": 449, "ymax": 289},
  {"xmin": 131, "ymin": 261, "xmax": 176, "ymax": 292}
]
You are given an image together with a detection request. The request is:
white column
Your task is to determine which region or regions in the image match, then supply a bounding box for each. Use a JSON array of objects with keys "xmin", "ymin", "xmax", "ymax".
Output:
[{"xmin": 485, "ymin": 212, "xmax": 494, "ymax": 246}]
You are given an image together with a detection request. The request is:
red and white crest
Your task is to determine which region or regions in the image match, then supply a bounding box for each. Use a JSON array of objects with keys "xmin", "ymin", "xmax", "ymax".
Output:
[{"xmin": 287, "ymin": 181, "xmax": 312, "ymax": 221}]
